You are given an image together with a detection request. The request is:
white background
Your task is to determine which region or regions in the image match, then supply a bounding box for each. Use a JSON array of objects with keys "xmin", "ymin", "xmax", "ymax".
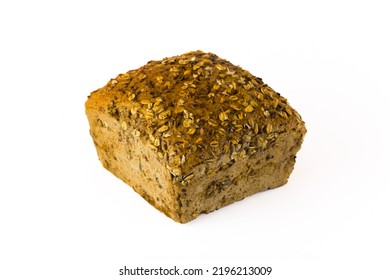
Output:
[{"xmin": 1, "ymin": 0, "xmax": 389, "ymax": 279}]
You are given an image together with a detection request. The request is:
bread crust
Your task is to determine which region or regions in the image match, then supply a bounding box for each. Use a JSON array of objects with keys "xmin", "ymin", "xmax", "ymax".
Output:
[{"xmin": 85, "ymin": 51, "xmax": 306, "ymax": 223}]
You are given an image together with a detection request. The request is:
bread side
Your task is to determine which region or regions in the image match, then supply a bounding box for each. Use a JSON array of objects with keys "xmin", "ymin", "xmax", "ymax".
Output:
[
  {"xmin": 86, "ymin": 107, "xmax": 181, "ymax": 221},
  {"xmin": 176, "ymin": 127, "xmax": 304, "ymax": 222},
  {"xmin": 85, "ymin": 51, "xmax": 306, "ymax": 223}
]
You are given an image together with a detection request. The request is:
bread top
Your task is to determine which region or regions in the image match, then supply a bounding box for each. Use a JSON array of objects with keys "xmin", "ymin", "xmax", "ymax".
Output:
[{"xmin": 86, "ymin": 51, "xmax": 306, "ymax": 179}]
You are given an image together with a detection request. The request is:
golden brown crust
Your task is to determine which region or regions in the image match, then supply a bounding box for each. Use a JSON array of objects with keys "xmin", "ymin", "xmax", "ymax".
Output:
[{"xmin": 85, "ymin": 51, "xmax": 306, "ymax": 223}]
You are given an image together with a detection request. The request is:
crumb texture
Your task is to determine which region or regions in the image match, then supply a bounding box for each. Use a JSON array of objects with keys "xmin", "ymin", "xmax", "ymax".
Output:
[{"xmin": 85, "ymin": 51, "xmax": 306, "ymax": 223}]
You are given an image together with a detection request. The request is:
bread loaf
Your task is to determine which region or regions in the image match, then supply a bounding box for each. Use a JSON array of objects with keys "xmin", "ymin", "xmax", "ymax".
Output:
[{"xmin": 85, "ymin": 51, "xmax": 306, "ymax": 223}]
